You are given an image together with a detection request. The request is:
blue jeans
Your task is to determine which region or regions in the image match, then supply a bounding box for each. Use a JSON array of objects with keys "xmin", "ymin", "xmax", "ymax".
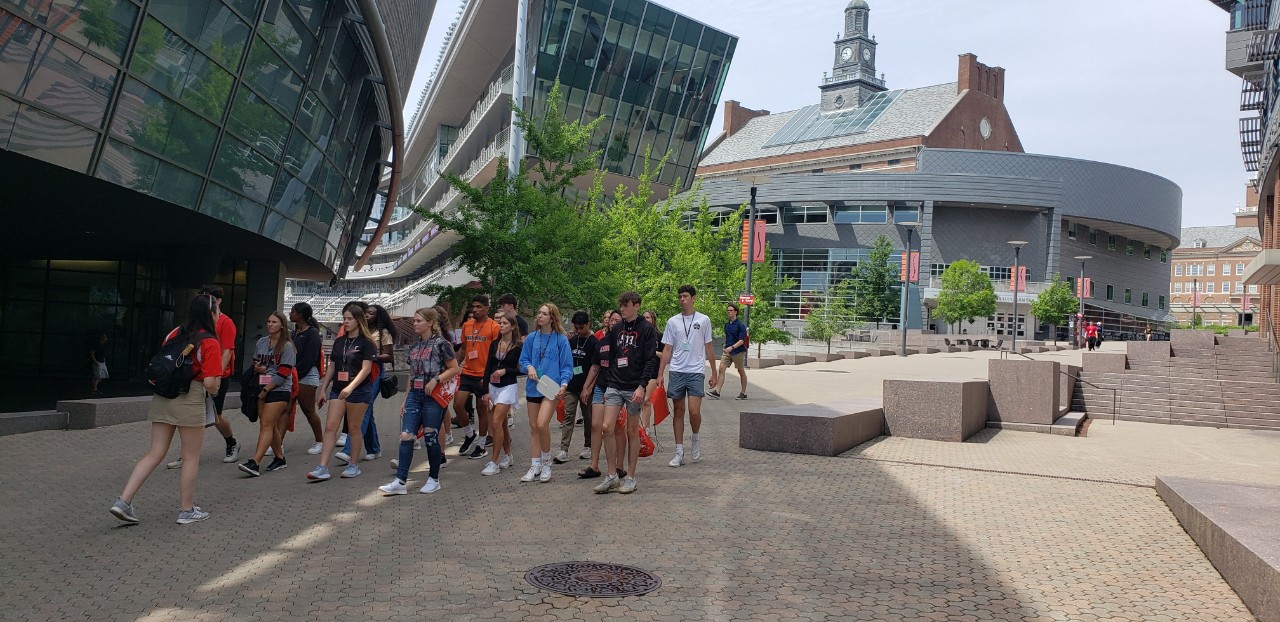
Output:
[
  {"xmin": 397, "ymin": 389, "xmax": 445, "ymax": 482},
  {"xmin": 343, "ymin": 367, "xmax": 381, "ymax": 456}
]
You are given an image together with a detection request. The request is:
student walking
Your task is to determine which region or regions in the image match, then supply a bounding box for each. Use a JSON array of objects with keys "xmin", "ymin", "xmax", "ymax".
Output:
[
  {"xmin": 479, "ymin": 312, "xmax": 521, "ymax": 475},
  {"xmin": 110, "ymin": 294, "xmax": 222, "ymax": 524},
  {"xmin": 455, "ymin": 295, "xmax": 500, "ymax": 459},
  {"xmin": 658, "ymin": 286, "xmax": 717, "ymax": 467},
  {"xmin": 290, "ymin": 303, "xmax": 325, "ymax": 455},
  {"xmin": 518, "ymin": 303, "xmax": 573, "ymax": 482},
  {"xmin": 308, "ymin": 303, "xmax": 377, "ymax": 481},
  {"xmin": 555, "ymin": 311, "xmax": 597, "ymax": 463},
  {"xmin": 709, "ymin": 303, "xmax": 749, "ymax": 400},
  {"xmin": 594, "ymin": 291, "xmax": 658, "ymax": 495},
  {"xmin": 339, "ymin": 304, "xmax": 396, "ymax": 462},
  {"xmin": 641, "ymin": 310, "xmax": 664, "ymax": 429},
  {"xmin": 238, "ymin": 312, "xmax": 297, "ymax": 477},
  {"xmin": 168, "ymin": 286, "xmax": 239, "ymax": 469},
  {"xmin": 577, "ymin": 325, "xmax": 612, "ymax": 479},
  {"xmin": 378, "ymin": 308, "xmax": 461, "ymax": 495}
]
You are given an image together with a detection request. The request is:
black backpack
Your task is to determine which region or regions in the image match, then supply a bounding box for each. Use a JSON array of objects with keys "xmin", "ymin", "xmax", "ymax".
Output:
[{"xmin": 147, "ymin": 329, "xmax": 211, "ymax": 399}]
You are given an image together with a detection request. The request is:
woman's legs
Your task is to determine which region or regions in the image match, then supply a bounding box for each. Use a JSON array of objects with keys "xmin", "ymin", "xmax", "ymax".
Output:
[
  {"xmin": 396, "ymin": 393, "xmax": 426, "ymax": 482},
  {"xmin": 525, "ymin": 400, "xmax": 541, "ymax": 464},
  {"xmin": 318, "ymin": 400, "xmax": 347, "ymax": 465},
  {"xmin": 489, "ymin": 402, "xmax": 510, "ymax": 464},
  {"xmin": 273, "ymin": 407, "xmax": 289, "ymax": 456},
  {"xmin": 176, "ymin": 424, "xmax": 204, "ymax": 510},
  {"xmin": 120, "ymin": 423, "xmax": 176, "ymax": 503},
  {"xmin": 421, "ymin": 401, "xmax": 445, "ymax": 480},
  {"xmin": 253, "ymin": 401, "xmax": 287, "ymax": 462},
  {"xmin": 588, "ymin": 402, "xmax": 605, "ymax": 472},
  {"xmin": 345, "ymin": 402, "xmax": 368, "ymax": 465},
  {"xmin": 297, "ymin": 385, "xmax": 322, "ymax": 442},
  {"xmin": 535, "ymin": 400, "xmax": 556, "ymax": 456}
]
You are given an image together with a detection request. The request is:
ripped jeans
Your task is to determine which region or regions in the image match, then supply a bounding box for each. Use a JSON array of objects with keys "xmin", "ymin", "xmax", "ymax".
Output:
[{"xmin": 397, "ymin": 389, "xmax": 445, "ymax": 483}]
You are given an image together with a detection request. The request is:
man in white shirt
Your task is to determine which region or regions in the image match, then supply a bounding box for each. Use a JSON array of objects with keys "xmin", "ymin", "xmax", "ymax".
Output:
[{"xmin": 657, "ymin": 285, "xmax": 717, "ymax": 466}]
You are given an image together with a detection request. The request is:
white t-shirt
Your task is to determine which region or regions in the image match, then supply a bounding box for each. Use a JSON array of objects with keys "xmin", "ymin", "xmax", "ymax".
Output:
[{"xmin": 661, "ymin": 311, "xmax": 713, "ymax": 374}]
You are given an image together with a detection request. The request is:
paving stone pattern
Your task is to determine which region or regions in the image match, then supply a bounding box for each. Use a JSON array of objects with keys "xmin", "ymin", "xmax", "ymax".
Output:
[{"xmin": 0, "ymin": 361, "xmax": 1270, "ymax": 620}]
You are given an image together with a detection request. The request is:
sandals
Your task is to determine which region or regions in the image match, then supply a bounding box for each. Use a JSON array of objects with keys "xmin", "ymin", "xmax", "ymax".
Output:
[{"xmin": 577, "ymin": 467, "xmax": 601, "ymax": 479}]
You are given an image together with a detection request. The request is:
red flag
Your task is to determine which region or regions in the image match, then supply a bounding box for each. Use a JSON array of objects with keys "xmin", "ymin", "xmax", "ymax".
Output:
[{"xmin": 651, "ymin": 384, "xmax": 670, "ymax": 427}]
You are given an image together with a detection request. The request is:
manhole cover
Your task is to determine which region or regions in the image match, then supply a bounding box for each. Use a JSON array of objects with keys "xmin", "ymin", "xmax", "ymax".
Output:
[{"xmin": 525, "ymin": 562, "xmax": 661, "ymax": 597}]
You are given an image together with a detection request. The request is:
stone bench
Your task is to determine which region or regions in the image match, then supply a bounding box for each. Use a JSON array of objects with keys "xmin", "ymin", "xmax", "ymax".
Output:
[
  {"xmin": 812, "ymin": 353, "xmax": 844, "ymax": 362},
  {"xmin": 781, "ymin": 355, "xmax": 817, "ymax": 365},
  {"xmin": 740, "ymin": 399, "xmax": 884, "ymax": 456},
  {"xmin": 749, "ymin": 357, "xmax": 784, "ymax": 369},
  {"xmin": 0, "ymin": 410, "xmax": 68, "ymax": 436},
  {"xmin": 1157, "ymin": 476, "xmax": 1280, "ymax": 622},
  {"xmin": 837, "ymin": 350, "xmax": 869, "ymax": 360},
  {"xmin": 883, "ymin": 379, "xmax": 988, "ymax": 442},
  {"xmin": 987, "ymin": 360, "xmax": 1060, "ymax": 425},
  {"xmin": 56, "ymin": 390, "xmax": 243, "ymax": 430}
]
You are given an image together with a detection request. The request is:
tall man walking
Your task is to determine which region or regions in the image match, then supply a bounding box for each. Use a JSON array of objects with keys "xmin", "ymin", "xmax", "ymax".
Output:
[
  {"xmin": 708, "ymin": 303, "xmax": 748, "ymax": 400},
  {"xmin": 593, "ymin": 291, "xmax": 657, "ymax": 495},
  {"xmin": 657, "ymin": 285, "xmax": 717, "ymax": 466},
  {"xmin": 455, "ymin": 295, "xmax": 500, "ymax": 459}
]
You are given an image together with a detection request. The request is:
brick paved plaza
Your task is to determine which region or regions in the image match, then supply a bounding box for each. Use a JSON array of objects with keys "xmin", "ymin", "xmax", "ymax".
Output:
[{"xmin": 2, "ymin": 349, "xmax": 1276, "ymax": 621}]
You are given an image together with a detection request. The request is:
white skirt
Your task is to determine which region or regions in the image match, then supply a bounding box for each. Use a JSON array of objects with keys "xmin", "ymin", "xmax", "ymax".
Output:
[{"xmin": 488, "ymin": 383, "xmax": 518, "ymax": 406}]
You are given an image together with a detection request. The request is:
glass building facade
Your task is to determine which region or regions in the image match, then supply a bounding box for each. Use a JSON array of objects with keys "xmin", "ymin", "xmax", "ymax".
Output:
[
  {"xmin": 527, "ymin": 0, "xmax": 736, "ymax": 188},
  {"xmin": 0, "ymin": 0, "xmax": 391, "ymax": 274}
]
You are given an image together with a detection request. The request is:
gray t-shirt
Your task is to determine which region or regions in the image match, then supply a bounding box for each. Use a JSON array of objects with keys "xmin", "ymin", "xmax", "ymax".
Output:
[{"xmin": 254, "ymin": 336, "xmax": 297, "ymax": 393}]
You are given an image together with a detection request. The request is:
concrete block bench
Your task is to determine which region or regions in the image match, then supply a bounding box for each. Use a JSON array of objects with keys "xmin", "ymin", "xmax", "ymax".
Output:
[
  {"xmin": 1082, "ymin": 352, "xmax": 1126, "ymax": 373},
  {"xmin": 921, "ymin": 347, "xmax": 940, "ymax": 354},
  {"xmin": 883, "ymin": 379, "xmax": 988, "ymax": 442},
  {"xmin": 837, "ymin": 350, "xmax": 868, "ymax": 360},
  {"xmin": 781, "ymin": 355, "xmax": 817, "ymax": 365},
  {"xmin": 740, "ymin": 399, "xmax": 884, "ymax": 456},
  {"xmin": 987, "ymin": 360, "xmax": 1060, "ymax": 425},
  {"xmin": 0, "ymin": 411, "xmax": 68, "ymax": 436},
  {"xmin": 749, "ymin": 357, "xmax": 784, "ymax": 369},
  {"xmin": 812, "ymin": 353, "xmax": 844, "ymax": 362},
  {"xmin": 1126, "ymin": 341, "xmax": 1171, "ymax": 361},
  {"xmin": 57, "ymin": 390, "xmax": 242, "ymax": 430},
  {"xmin": 1157, "ymin": 476, "xmax": 1280, "ymax": 622}
]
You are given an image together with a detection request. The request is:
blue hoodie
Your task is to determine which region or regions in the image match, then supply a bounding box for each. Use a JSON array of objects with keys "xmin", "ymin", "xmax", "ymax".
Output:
[{"xmin": 518, "ymin": 330, "xmax": 573, "ymax": 398}]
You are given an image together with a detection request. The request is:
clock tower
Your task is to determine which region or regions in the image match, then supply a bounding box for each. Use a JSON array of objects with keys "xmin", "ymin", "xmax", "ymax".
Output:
[{"xmin": 820, "ymin": 0, "xmax": 886, "ymax": 112}]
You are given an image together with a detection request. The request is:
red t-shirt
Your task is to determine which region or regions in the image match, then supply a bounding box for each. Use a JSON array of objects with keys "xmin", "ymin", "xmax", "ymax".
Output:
[
  {"xmin": 215, "ymin": 314, "xmax": 236, "ymax": 378},
  {"xmin": 164, "ymin": 328, "xmax": 222, "ymax": 381}
]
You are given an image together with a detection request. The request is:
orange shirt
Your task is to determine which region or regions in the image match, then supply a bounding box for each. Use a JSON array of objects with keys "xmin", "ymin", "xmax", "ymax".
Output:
[{"xmin": 460, "ymin": 317, "xmax": 500, "ymax": 377}]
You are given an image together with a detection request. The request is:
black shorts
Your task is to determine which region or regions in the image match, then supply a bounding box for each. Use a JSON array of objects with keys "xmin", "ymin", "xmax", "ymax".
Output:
[
  {"xmin": 212, "ymin": 375, "xmax": 231, "ymax": 414},
  {"xmin": 459, "ymin": 374, "xmax": 485, "ymax": 397},
  {"xmin": 526, "ymin": 395, "xmax": 544, "ymax": 404},
  {"xmin": 262, "ymin": 391, "xmax": 291, "ymax": 404}
]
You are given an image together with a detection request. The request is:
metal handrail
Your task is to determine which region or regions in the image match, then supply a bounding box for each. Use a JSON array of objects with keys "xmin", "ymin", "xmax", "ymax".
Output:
[{"xmin": 996, "ymin": 350, "xmax": 1117, "ymax": 424}]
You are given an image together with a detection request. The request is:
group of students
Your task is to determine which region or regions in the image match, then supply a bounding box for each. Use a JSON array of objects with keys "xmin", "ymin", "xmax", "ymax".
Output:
[{"xmin": 110, "ymin": 285, "xmax": 750, "ymax": 525}]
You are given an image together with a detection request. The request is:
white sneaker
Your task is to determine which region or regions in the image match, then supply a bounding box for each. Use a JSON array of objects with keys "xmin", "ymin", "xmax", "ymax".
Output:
[
  {"xmin": 306, "ymin": 442, "xmax": 323, "ymax": 455},
  {"xmin": 538, "ymin": 464, "xmax": 552, "ymax": 482},
  {"xmin": 222, "ymin": 442, "xmax": 240, "ymax": 463},
  {"xmin": 419, "ymin": 478, "xmax": 441, "ymax": 494},
  {"xmin": 691, "ymin": 438, "xmax": 701, "ymax": 461},
  {"xmin": 166, "ymin": 457, "xmax": 183, "ymax": 469},
  {"xmin": 363, "ymin": 452, "xmax": 380, "ymax": 461},
  {"xmin": 579, "ymin": 447, "xmax": 592, "ymax": 460},
  {"xmin": 379, "ymin": 479, "xmax": 407, "ymax": 495},
  {"xmin": 553, "ymin": 450, "xmax": 569, "ymax": 464},
  {"xmin": 481, "ymin": 461, "xmax": 501, "ymax": 476},
  {"xmin": 520, "ymin": 465, "xmax": 539, "ymax": 482},
  {"xmin": 337, "ymin": 433, "xmax": 348, "ymax": 445},
  {"xmin": 389, "ymin": 458, "xmax": 399, "ymax": 469},
  {"xmin": 593, "ymin": 474, "xmax": 620, "ymax": 493},
  {"xmin": 413, "ymin": 439, "xmax": 422, "ymax": 450},
  {"xmin": 499, "ymin": 452, "xmax": 513, "ymax": 469},
  {"xmin": 334, "ymin": 452, "xmax": 351, "ymax": 464},
  {"xmin": 619, "ymin": 476, "xmax": 637, "ymax": 494},
  {"xmin": 507, "ymin": 414, "xmax": 514, "ymax": 428},
  {"xmin": 668, "ymin": 451, "xmax": 685, "ymax": 468},
  {"xmin": 444, "ymin": 433, "xmax": 454, "ymax": 446},
  {"xmin": 264, "ymin": 447, "xmax": 274, "ymax": 457}
]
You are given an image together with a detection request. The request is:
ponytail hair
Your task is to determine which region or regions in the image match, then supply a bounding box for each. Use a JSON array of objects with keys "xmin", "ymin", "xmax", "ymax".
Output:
[{"xmin": 291, "ymin": 302, "xmax": 319, "ymax": 331}]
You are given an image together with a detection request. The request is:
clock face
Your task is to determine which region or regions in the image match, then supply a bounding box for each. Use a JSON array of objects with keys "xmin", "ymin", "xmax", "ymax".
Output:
[
  {"xmin": 841, "ymin": 47, "xmax": 853, "ymax": 62},
  {"xmin": 980, "ymin": 117, "xmax": 993, "ymax": 140},
  {"xmin": 862, "ymin": 48, "xmax": 872, "ymax": 62}
]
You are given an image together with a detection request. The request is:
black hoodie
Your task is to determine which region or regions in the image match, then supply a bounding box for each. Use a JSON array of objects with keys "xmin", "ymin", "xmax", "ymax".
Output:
[{"xmin": 604, "ymin": 315, "xmax": 658, "ymax": 392}]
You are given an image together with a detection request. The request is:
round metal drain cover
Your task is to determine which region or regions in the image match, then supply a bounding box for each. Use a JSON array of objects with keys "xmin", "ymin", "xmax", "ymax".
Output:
[{"xmin": 525, "ymin": 562, "xmax": 661, "ymax": 598}]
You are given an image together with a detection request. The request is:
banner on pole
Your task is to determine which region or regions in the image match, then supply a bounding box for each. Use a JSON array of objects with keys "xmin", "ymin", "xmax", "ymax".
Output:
[
  {"xmin": 1008, "ymin": 266, "xmax": 1028, "ymax": 292},
  {"xmin": 740, "ymin": 220, "xmax": 767, "ymax": 263},
  {"xmin": 898, "ymin": 251, "xmax": 920, "ymax": 284}
]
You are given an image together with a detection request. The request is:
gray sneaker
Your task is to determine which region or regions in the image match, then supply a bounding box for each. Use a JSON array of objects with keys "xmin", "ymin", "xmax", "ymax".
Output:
[
  {"xmin": 593, "ymin": 474, "xmax": 620, "ymax": 494},
  {"xmin": 109, "ymin": 498, "xmax": 139, "ymax": 523},
  {"xmin": 619, "ymin": 476, "xmax": 637, "ymax": 494},
  {"xmin": 176, "ymin": 506, "xmax": 209, "ymax": 524},
  {"xmin": 165, "ymin": 457, "xmax": 182, "ymax": 469}
]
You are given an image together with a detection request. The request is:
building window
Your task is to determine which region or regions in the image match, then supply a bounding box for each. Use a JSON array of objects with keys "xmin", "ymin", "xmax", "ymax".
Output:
[
  {"xmin": 887, "ymin": 158, "xmax": 902, "ymax": 165},
  {"xmin": 1143, "ymin": 246, "xmax": 1151, "ymax": 260},
  {"xmin": 832, "ymin": 204, "xmax": 887, "ymax": 224},
  {"xmin": 1223, "ymin": 263, "xmax": 1231, "ymax": 275},
  {"xmin": 849, "ymin": 163, "xmax": 861, "ymax": 170},
  {"xmin": 1088, "ymin": 229, "xmax": 1098, "ymax": 245},
  {"xmin": 1208, "ymin": 263, "xmax": 1215, "ymax": 276},
  {"xmin": 1141, "ymin": 292, "xmax": 1149, "ymax": 307},
  {"xmin": 1223, "ymin": 281, "xmax": 1231, "ymax": 293},
  {"xmin": 1067, "ymin": 221, "xmax": 1077, "ymax": 239},
  {"xmin": 1106, "ymin": 284, "xmax": 1114, "ymax": 301},
  {"xmin": 811, "ymin": 168, "xmax": 823, "ymax": 174},
  {"xmin": 892, "ymin": 202, "xmax": 921, "ymax": 224},
  {"xmin": 1193, "ymin": 240, "xmax": 1207, "ymax": 248},
  {"xmin": 1189, "ymin": 263, "xmax": 1203, "ymax": 276},
  {"xmin": 1250, "ymin": 284, "xmax": 1260, "ymax": 294},
  {"xmin": 1161, "ymin": 250, "xmax": 1168, "ymax": 263},
  {"xmin": 1235, "ymin": 281, "xmax": 1243, "ymax": 293},
  {"xmin": 782, "ymin": 205, "xmax": 829, "ymax": 224},
  {"xmin": 1175, "ymin": 282, "xmax": 1183, "ymax": 293},
  {"xmin": 1175, "ymin": 264, "xmax": 1183, "ymax": 276},
  {"xmin": 930, "ymin": 263, "xmax": 951, "ymax": 277},
  {"xmin": 1236, "ymin": 262, "xmax": 1245, "ymax": 275},
  {"xmin": 1124, "ymin": 288, "xmax": 1132, "ymax": 304},
  {"xmin": 1159, "ymin": 295, "xmax": 1165, "ymax": 310},
  {"xmin": 755, "ymin": 206, "xmax": 780, "ymax": 224},
  {"xmin": 1126, "ymin": 241, "xmax": 1134, "ymax": 255},
  {"xmin": 1108, "ymin": 235, "xmax": 1117, "ymax": 250},
  {"xmin": 1205, "ymin": 282, "xmax": 1214, "ymax": 293}
]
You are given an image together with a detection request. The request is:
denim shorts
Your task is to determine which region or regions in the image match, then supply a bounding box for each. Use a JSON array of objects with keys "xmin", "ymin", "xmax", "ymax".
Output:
[
  {"xmin": 603, "ymin": 386, "xmax": 641, "ymax": 416},
  {"xmin": 591, "ymin": 385, "xmax": 606, "ymax": 405},
  {"xmin": 666, "ymin": 371, "xmax": 705, "ymax": 399},
  {"xmin": 299, "ymin": 368, "xmax": 320, "ymax": 387},
  {"xmin": 330, "ymin": 382, "xmax": 375, "ymax": 404}
]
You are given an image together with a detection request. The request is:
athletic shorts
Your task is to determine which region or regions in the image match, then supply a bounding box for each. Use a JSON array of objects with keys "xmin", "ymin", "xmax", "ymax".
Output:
[
  {"xmin": 330, "ymin": 382, "xmax": 375, "ymax": 404},
  {"xmin": 721, "ymin": 351, "xmax": 747, "ymax": 369},
  {"xmin": 459, "ymin": 374, "xmax": 485, "ymax": 396},
  {"xmin": 603, "ymin": 387, "xmax": 641, "ymax": 416},
  {"xmin": 526, "ymin": 395, "xmax": 544, "ymax": 404},
  {"xmin": 488, "ymin": 383, "xmax": 518, "ymax": 406},
  {"xmin": 211, "ymin": 375, "xmax": 231, "ymax": 414},
  {"xmin": 300, "ymin": 368, "xmax": 320, "ymax": 387},
  {"xmin": 666, "ymin": 371, "xmax": 705, "ymax": 399},
  {"xmin": 262, "ymin": 390, "xmax": 291, "ymax": 404}
]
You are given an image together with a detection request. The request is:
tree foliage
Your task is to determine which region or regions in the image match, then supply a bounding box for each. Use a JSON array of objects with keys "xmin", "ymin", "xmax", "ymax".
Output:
[
  {"xmin": 934, "ymin": 260, "xmax": 996, "ymax": 331},
  {"xmin": 804, "ymin": 281, "xmax": 856, "ymax": 354},
  {"xmin": 1029, "ymin": 274, "xmax": 1077, "ymax": 344},
  {"xmin": 846, "ymin": 235, "xmax": 899, "ymax": 327}
]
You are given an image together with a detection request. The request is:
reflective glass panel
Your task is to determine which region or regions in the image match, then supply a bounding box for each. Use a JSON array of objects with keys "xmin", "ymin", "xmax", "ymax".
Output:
[
  {"xmin": 0, "ymin": 0, "xmax": 137, "ymax": 62},
  {"xmin": 148, "ymin": 0, "xmax": 249, "ymax": 69},
  {"xmin": 262, "ymin": 211, "xmax": 301, "ymax": 246},
  {"xmin": 110, "ymin": 78, "xmax": 216, "ymax": 171},
  {"xmin": 298, "ymin": 231, "xmax": 324, "ymax": 259},
  {"xmin": 9, "ymin": 102, "xmax": 94, "ymax": 171},
  {"xmin": 0, "ymin": 94, "xmax": 17, "ymax": 146},
  {"xmin": 224, "ymin": 0, "xmax": 261, "ymax": 20},
  {"xmin": 200, "ymin": 182, "xmax": 267, "ymax": 232},
  {"xmin": 268, "ymin": 174, "xmax": 311, "ymax": 220},
  {"xmin": 259, "ymin": 3, "xmax": 315, "ymax": 72},
  {"xmin": 290, "ymin": 0, "xmax": 325, "ymax": 34},
  {"xmin": 129, "ymin": 17, "xmax": 232, "ymax": 120},
  {"xmin": 7, "ymin": 36, "xmax": 115, "ymax": 127},
  {"xmin": 95, "ymin": 137, "xmax": 197, "ymax": 206},
  {"xmin": 763, "ymin": 91, "xmax": 904, "ymax": 148},
  {"xmin": 0, "ymin": 11, "xmax": 44, "ymax": 96},
  {"xmin": 244, "ymin": 36, "xmax": 302, "ymax": 114},
  {"xmin": 227, "ymin": 87, "xmax": 289, "ymax": 159},
  {"xmin": 212, "ymin": 136, "xmax": 276, "ymax": 203}
]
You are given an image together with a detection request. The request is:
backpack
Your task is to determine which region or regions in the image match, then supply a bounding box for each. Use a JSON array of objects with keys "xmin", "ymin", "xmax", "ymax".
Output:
[{"xmin": 147, "ymin": 329, "xmax": 211, "ymax": 399}]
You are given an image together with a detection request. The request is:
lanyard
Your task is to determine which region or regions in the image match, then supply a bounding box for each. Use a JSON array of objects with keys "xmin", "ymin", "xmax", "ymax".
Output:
[
  {"xmin": 681, "ymin": 313, "xmax": 694, "ymax": 340},
  {"xmin": 340, "ymin": 337, "xmax": 357, "ymax": 371}
]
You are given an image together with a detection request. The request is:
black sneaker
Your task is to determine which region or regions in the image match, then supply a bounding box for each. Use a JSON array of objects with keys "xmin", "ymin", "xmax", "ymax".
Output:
[
  {"xmin": 237, "ymin": 459, "xmax": 260, "ymax": 477},
  {"xmin": 458, "ymin": 433, "xmax": 478, "ymax": 455},
  {"xmin": 467, "ymin": 444, "xmax": 488, "ymax": 459},
  {"xmin": 735, "ymin": 393, "xmax": 748, "ymax": 400},
  {"xmin": 451, "ymin": 417, "xmax": 460, "ymax": 427},
  {"xmin": 265, "ymin": 457, "xmax": 287, "ymax": 472},
  {"xmin": 707, "ymin": 390, "xmax": 721, "ymax": 399}
]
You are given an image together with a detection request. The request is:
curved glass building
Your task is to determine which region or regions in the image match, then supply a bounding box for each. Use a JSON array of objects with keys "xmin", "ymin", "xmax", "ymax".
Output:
[{"xmin": 0, "ymin": 0, "xmax": 431, "ymax": 402}]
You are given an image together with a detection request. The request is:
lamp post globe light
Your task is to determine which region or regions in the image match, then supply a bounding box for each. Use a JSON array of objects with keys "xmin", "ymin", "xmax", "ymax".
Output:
[
  {"xmin": 899, "ymin": 221, "xmax": 920, "ymax": 356},
  {"xmin": 1008, "ymin": 241, "xmax": 1028, "ymax": 353},
  {"xmin": 1073, "ymin": 255, "xmax": 1092, "ymax": 348},
  {"xmin": 738, "ymin": 174, "xmax": 771, "ymax": 363}
]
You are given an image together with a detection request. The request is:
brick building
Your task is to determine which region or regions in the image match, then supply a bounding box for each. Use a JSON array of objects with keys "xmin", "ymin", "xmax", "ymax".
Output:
[
  {"xmin": 687, "ymin": 0, "xmax": 1181, "ymax": 340},
  {"xmin": 1170, "ymin": 206, "xmax": 1263, "ymax": 326}
]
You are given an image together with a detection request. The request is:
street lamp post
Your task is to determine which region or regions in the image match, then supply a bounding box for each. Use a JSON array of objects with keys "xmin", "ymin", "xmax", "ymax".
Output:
[
  {"xmin": 1074, "ymin": 255, "xmax": 1092, "ymax": 348},
  {"xmin": 1008, "ymin": 241, "xmax": 1028, "ymax": 353},
  {"xmin": 738, "ymin": 175, "xmax": 771, "ymax": 361},
  {"xmin": 899, "ymin": 223, "xmax": 919, "ymax": 356}
]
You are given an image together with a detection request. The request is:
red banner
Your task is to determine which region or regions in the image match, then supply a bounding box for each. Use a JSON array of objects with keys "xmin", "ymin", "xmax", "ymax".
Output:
[
  {"xmin": 1076, "ymin": 277, "xmax": 1092, "ymax": 299},
  {"xmin": 1008, "ymin": 266, "xmax": 1028, "ymax": 292},
  {"xmin": 899, "ymin": 251, "xmax": 920, "ymax": 284},
  {"xmin": 740, "ymin": 220, "xmax": 767, "ymax": 263}
]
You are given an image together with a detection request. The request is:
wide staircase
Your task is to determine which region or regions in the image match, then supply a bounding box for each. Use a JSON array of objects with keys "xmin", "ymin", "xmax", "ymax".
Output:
[{"xmin": 1073, "ymin": 334, "xmax": 1280, "ymax": 431}]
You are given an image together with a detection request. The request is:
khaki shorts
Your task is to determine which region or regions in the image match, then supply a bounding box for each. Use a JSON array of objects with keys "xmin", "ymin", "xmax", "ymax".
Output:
[
  {"xmin": 147, "ymin": 381, "xmax": 209, "ymax": 427},
  {"xmin": 721, "ymin": 351, "xmax": 747, "ymax": 369}
]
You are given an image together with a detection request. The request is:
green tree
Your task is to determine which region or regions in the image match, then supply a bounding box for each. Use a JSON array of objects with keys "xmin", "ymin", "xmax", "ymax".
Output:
[
  {"xmin": 846, "ymin": 235, "xmax": 899, "ymax": 328},
  {"xmin": 745, "ymin": 247, "xmax": 794, "ymax": 358},
  {"xmin": 804, "ymin": 281, "xmax": 856, "ymax": 354},
  {"xmin": 1029, "ymin": 274, "xmax": 1077, "ymax": 344},
  {"xmin": 934, "ymin": 260, "xmax": 996, "ymax": 333}
]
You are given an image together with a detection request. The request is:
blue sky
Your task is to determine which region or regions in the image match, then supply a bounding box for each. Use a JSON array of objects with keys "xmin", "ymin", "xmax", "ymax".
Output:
[{"xmin": 406, "ymin": 0, "xmax": 1247, "ymax": 228}]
